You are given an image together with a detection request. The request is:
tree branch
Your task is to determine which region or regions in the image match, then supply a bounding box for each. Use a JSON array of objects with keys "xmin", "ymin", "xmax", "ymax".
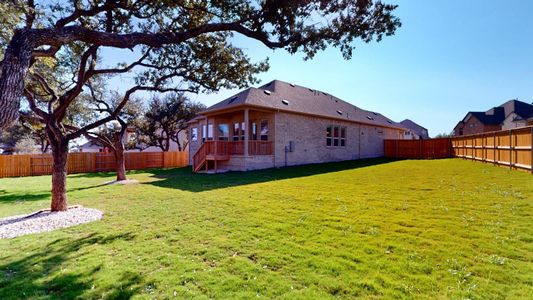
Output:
[
  {"xmin": 32, "ymin": 46, "xmax": 60, "ymax": 58},
  {"xmin": 65, "ymin": 84, "xmax": 192, "ymax": 141},
  {"xmin": 32, "ymin": 22, "xmax": 288, "ymax": 52},
  {"xmin": 87, "ymin": 48, "xmax": 152, "ymax": 77},
  {"xmin": 25, "ymin": 0, "xmax": 36, "ymax": 29},
  {"xmin": 54, "ymin": 46, "xmax": 98, "ymax": 120},
  {"xmin": 23, "ymin": 89, "xmax": 47, "ymax": 119}
]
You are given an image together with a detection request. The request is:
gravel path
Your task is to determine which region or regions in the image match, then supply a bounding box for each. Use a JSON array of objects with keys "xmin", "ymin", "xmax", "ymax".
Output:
[{"xmin": 0, "ymin": 206, "xmax": 103, "ymax": 239}]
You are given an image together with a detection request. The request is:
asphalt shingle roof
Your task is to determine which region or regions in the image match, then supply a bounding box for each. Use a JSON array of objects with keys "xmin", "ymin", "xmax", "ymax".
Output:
[
  {"xmin": 400, "ymin": 119, "xmax": 429, "ymax": 138},
  {"xmin": 202, "ymin": 80, "xmax": 404, "ymax": 130},
  {"xmin": 464, "ymin": 99, "xmax": 533, "ymax": 125}
]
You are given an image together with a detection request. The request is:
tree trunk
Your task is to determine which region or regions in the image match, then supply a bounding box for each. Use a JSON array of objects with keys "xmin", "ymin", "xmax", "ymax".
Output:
[
  {"xmin": 113, "ymin": 138, "xmax": 127, "ymax": 181},
  {"xmin": 0, "ymin": 31, "xmax": 34, "ymax": 128},
  {"xmin": 50, "ymin": 141, "xmax": 69, "ymax": 211}
]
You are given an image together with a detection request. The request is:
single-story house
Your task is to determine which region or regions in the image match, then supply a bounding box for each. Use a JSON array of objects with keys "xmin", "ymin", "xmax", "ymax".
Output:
[
  {"xmin": 188, "ymin": 80, "xmax": 406, "ymax": 173},
  {"xmin": 73, "ymin": 128, "xmax": 188, "ymax": 153},
  {"xmin": 74, "ymin": 141, "xmax": 106, "ymax": 153},
  {"xmin": 453, "ymin": 99, "xmax": 533, "ymax": 136},
  {"xmin": 400, "ymin": 119, "xmax": 429, "ymax": 140}
]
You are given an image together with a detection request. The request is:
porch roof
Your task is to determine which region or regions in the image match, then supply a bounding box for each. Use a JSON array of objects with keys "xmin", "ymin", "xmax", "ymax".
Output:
[{"xmin": 198, "ymin": 80, "xmax": 405, "ymax": 130}]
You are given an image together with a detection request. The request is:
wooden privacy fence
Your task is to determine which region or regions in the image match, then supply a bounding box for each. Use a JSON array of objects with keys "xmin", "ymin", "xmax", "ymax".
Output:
[
  {"xmin": 384, "ymin": 126, "xmax": 533, "ymax": 173},
  {"xmin": 0, "ymin": 151, "xmax": 188, "ymax": 178},
  {"xmin": 384, "ymin": 138, "xmax": 453, "ymax": 159},
  {"xmin": 452, "ymin": 126, "xmax": 533, "ymax": 173}
]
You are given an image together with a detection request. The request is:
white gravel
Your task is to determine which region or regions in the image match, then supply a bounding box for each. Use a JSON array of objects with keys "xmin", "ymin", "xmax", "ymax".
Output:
[{"xmin": 0, "ymin": 206, "xmax": 103, "ymax": 239}]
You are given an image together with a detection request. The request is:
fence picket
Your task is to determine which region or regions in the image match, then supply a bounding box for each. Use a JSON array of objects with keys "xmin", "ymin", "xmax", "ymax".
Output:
[
  {"xmin": 0, "ymin": 151, "xmax": 188, "ymax": 178},
  {"xmin": 385, "ymin": 126, "xmax": 532, "ymax": 173}
]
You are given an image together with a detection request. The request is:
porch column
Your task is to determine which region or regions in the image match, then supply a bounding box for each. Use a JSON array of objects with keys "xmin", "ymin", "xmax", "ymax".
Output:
[
  {"xmin": 204, "ymin": 116, "xmax": 208, "ymax": 142},
  {"xmin": 244, "ymin": 108, "xmax": 249, "ymax": 156}
]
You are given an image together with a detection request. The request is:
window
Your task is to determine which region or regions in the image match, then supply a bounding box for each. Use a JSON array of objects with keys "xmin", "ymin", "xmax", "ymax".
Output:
[
  {"xmin": 333, "ymin": 126, "xmax": 339, "ymax": 146},
  {"xmin": 241, "ymin": 122, "xmax": 246, "ymax": 140},
  {"xmin": 326, "ymin": 125, "xmax": 346, "ymax": 147},
  {"xmin": 252, "ymin": 122, "xmax": 257, "ymax": 140},
  {"xmin": 202, "ymin": 125, "xmax": 207, "ymax": 142},
  {"xmin": 207, "ymin": 124, "xmax": 213, "ymax": 140},
  {"xmin": 326, "ymin": 126, "xmax": 332, "ymax": 146},
  {"xmin": 233, "ymin": 123, "xmax": 240, "ymax": 141},
  {"xmin": 260, "ymin": 120, "xmax": 269, "ymax": 141},
  {"xmin": 191, "ymin": 127, "xmax": 198, "ymax": 142},
  {"xmin": 218, "ymin": 124, "xmax": 229, "ymax": 141}
]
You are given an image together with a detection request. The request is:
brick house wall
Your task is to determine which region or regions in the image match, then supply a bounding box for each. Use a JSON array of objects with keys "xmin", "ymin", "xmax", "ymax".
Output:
[
  {"xmin": 189, "ymin": 110, "xmax": 403, "ymax": 171},
  {"xmin": 459, "ymin": 116, "xmax": 500, "ymax": 135},
  {"xmin": 273, "ymin": 112, "xmax": 402, "ymax": 168}
]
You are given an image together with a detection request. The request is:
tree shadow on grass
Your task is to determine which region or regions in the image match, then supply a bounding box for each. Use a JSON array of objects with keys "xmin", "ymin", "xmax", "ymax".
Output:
[
  {"xmin": 143, "ymin": 157, "xmax": 396, "ymax": 192},
  {"xmin": 0, "ymin": 181, "xmax": 113, "ymax": 204},
  {"xmin": 0, "ymin": 190, "xmax": 50, "ymax": 204},
  {"xmin": 0, "ymin": 232, "xmax": 143, "ymax": 299}
]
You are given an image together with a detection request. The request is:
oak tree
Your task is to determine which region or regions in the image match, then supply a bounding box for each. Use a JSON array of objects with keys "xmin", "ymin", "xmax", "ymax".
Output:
[
  {"xmin": 135, "ymin": 93, "xmax": 205, "ymax": 152},
  {"xmin": 0, "ymin": 1, "xmax": 400, "ymax": 211}
]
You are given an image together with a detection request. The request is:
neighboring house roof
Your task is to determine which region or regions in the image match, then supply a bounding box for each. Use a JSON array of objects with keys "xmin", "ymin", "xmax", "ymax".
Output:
[
  {"xmin": 78, "ymin": 141, "xmax": 103, "ymax": 149},
  {"xmin": 467, "ymin": 111, "xmax": 504, "ymax": 125},
  {"xmin": 201, "ymin": 80, "xmax": 404, "ymax": 130},
  {"xmin": 400, "ymin": 119, "xmax": 429, "ymax": 138},
  {"xmin": 499, "ymin": 99, "xmax": 533, "ymax": 120},
  {"xmin": 459, "ymin": 99, "xmax": 533, "ymax": 126}
]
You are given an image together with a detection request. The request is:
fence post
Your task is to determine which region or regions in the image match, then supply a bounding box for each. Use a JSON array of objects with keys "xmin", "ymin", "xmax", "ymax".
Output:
[
  {"xmin": 472, "ymin": 135, "xmax": 475, "ymax": 161},
  {"xmin": 509, "ymin": 130, "xmax": 512, "ymax": 169},
  {"xmin": 530, "ymin": 127, "xmax": 533, "ymax": 174},
  {"xmin": 481, "ymin": 134, "xmax": 487, "ymax": 162},
  {"xmin": 493, "ymin": 132, "xmax": 496, "ymax": 166}
]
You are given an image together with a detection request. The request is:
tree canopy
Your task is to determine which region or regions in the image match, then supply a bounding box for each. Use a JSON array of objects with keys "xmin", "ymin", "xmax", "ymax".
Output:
[
  {"xmin": 135, "ymin": 93, "xmax": 205, "ymax": 152},
  {"xmin": 0, "ymin": 0, "xmax": 401, "ymax": 211},
  {"xmin": 0, "ymin": 0, "xmax": 401, "ymax": 128}
]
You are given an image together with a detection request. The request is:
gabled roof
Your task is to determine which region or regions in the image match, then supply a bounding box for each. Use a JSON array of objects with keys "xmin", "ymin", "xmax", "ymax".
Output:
[
  {"xmin": 201, "ymin": 80, "xmax": 404, "ymax": 130},
  {"xmin": 459, "ymin": 99, "xmax": 533, "ymax": 126},
  {"xmin": 467, "ymin": 111, "xmax": 504, "ymax": 125},
  {"xmin": 499, "ymin": 99, "xmax": 533, "ymax": 120},
  {"xmin": 400, "ymin": 119, "xmax": 429, "ymax": 138},
  {"xmin": 79, "ymin": 141, "xmax": 102, "ymax": 149}
]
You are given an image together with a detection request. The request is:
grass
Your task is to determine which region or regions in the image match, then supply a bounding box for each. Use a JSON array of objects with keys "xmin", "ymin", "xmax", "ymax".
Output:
[{"xmin": 0, "ymin": 158, "xmax": 532, "ymax": 299}]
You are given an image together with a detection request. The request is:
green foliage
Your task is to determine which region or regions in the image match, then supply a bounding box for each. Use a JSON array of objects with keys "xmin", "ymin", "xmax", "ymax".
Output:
[
  {"xmin": 434, "ymin": 132, "xmax": 454, "ymax": 138},
  {"xmin": 13, "ymin": 136, "xmax": 40, "ymax": 154},
  {"xmin": 0, "ymin": 159, "xmax": 531, "ymax": 299},
  {"xmin": 135, "ymin": 93, "xmax": 205, "ymax": 151},
  {"xmin": 0, "ymin": 122, "xmax": 30, "ymax": 152}
]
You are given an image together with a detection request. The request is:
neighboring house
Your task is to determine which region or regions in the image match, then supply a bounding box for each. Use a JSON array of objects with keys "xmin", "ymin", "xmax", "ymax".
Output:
[
  {"xmin": 454, "ymin": 99, "xmax": 533, "ymax": 136},
  {"xmin": 74, "ymin": 128, "xmax": 188, "ymax": 153},
  {"xmin": 75, "ymin": 141, "xmax": 107, "ymax": 153},
  {"xmin": 0, "ymin": 143, "xmax": 14, "ymax": 155},
  {"xmin": 136, "ymin": 129, "xmax": 188, "ymax": 152},
  {"xmin": 400, "ymin": 119, "xmax": 429, "ymax": 140},
  {"xmin": 188, "ymin": 80, "xmax": 406, "ymax": 173}
]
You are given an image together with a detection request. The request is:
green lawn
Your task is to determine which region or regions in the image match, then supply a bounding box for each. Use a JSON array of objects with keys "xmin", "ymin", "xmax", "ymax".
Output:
[{"xmin": 0, "ymin": 158, "xmax": 532, "ymax": 299}]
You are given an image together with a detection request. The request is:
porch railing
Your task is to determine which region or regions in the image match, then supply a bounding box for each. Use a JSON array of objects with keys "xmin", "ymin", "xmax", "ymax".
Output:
[
  {"xmin": 193, "ymin": 140, "xmax": 273, "ymax": 172},
  {"xmin": 248, "ymin": 140, "xmax": 274, "ymax": 155}
]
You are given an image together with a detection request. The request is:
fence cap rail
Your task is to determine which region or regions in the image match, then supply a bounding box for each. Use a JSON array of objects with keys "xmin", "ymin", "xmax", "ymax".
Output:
[{"xmin": 453, "ymin": 125, "xmax": 533, "ymax": 139}]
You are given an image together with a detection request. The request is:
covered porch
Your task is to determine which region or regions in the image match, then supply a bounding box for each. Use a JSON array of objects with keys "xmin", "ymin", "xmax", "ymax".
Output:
[{"xmin": 191, "ymin": 107, "xmax": 275, "ymax": 173}]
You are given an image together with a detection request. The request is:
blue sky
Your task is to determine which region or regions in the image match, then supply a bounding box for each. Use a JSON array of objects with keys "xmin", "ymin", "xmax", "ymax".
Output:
[{"xmin": 106, "ymin": 0, "xmax": 533, "ymax": 137}]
